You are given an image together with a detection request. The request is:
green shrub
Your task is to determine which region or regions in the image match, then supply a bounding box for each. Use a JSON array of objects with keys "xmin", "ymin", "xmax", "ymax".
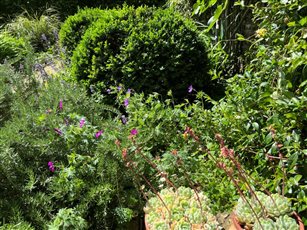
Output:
[
  {"xmin": 0, "ymin": 33, "xmax": 28, "ymax": 63},
  {"xmin": 59, "ymin": 8, "xmax": 106, "ymax": 56},
  {"xmin": 48, "ymin": 208, "xmax": 87, "ymax": 229},
  {"xmin": 0, "ymin": 222, "xmax": 34, "ymax": 230},
  {"xmin": 71, "ymin": 7, "xmax": 212, "ymax": 101},
  {"xmin": 0, "ymin": 76, "xmax": 142, "ymax": 229}
]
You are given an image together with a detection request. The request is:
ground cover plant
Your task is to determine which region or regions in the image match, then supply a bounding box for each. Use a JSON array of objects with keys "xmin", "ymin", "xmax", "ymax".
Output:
[{"xmin": 0, "ymin": 0, "xmax": 306, "ymax": 229}]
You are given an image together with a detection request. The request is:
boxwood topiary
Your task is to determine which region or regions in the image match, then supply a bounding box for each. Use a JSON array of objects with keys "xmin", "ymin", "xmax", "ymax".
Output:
[
  {"xmin": 59, "ymin": 8, "xmax": 106, "ymax": 56},
  {"xmin": 70, "ymin": 6, "xmax": 149, "ymax": 88},
  {"xmin": 118, "ymin": 8, "xmax": 210, "ymax": 100},
  {"xmin": 70, "ymin": 7, "xmax": 211, "ymax": 101}
]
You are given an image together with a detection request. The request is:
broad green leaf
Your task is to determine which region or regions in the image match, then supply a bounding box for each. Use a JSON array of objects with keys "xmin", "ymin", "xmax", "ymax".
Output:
[
  {"xmin": 205, "ymin": 0, "xmax": 228, "ymax": 32},
  {"xmin": 236, "ymin": 33, "xmax": 245, "ymax": 41},
  {"xmin": 299, "ymin": 17, "xmax": 307, "ymax": 26},
  {"xmin": 287, "ymin": 21, "xmax": 296, "ymax": 27}
]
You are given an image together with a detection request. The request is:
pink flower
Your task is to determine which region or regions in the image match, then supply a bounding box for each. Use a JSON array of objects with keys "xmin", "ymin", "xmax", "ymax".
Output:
[
  {"xmin": 59, "ymin": 100, "xmax": 63, "ymax": 110},
  {"xmin": 79, "ymin": 118, "xmax": 85, "ymax": 128},
  {"xmin": 188, "ymin": 85, "xmax": 193, "ymax": 93},
  {"xmin": 48, "ymin": 161, "xmax": 55, "ymax": 172},
  {"xmin": 95, "ymin": 130, "xmax": 103, "ymax": 139},
  {"xmin": 130, "ymin": 128, "xmax": 138, "ymax": 135}
]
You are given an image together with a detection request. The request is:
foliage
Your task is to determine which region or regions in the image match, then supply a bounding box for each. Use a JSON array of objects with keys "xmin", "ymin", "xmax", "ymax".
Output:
[
  {"xmin": 0, "ymin": 75, "xmax": 141, "ymax": 229},
  {"xmin": 0, "ymin": 64, "xmax": 38, "ymax": 127},
  {"xmin": 48, "ymin": 208, "xmax": 87, "ymax": 230},
  {"xmin": 144, "ymin": 187, "xmax": 220, "ymax": 229},
  {"xmin": 70, "ymin": 7, "xmax": 214, "ymax": 101},
  {"xmin": 0, "ymin": 0, "xmax": 306, "ymax": 228},
  {"xmin": 0, "ymin": 222, "xmax": 34, "ymax": 230},
  {"xmin": 0, "ymin": 65, "xmax": 14, "ymax": 126},
  {"xmin": 3, "ymin": 9, "xmax": 60, "ymax": 52},
  {"xmin": 0, "ymin": 33, "xmax": 29, "ymax": 63},
  {"xmin": 235, "ymin": 191, "xmax": 299, "ymax": 229},
  {"xmin": 59, "ymin": 8, "xmax": 106, "ymax": 56},
  {"xmin": 112, "ymin": 90, "xmax": 237, "ymax": 213}
]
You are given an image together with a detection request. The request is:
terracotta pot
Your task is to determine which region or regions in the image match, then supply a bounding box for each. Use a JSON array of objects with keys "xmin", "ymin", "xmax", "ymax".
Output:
[
  {"xmin": 230, "ymin": 214, "xmax": 244, "ymax": 230},
  {"xmin": 293, "ymin": 211, "xmax": 305, "ymax": 230},
  {"xmin": 144, "ymin": 214, "xmax": 150, "ymax": 230},
  {"xmin": 231, "ymin": 212, "xmax": 305, "ymax": 230}
]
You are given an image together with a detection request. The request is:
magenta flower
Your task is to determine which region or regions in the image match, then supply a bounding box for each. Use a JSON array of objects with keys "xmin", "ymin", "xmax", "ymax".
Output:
[
  {"xmin": 188, "ymin": 85, "xmax": 193, "ymax": 93},
  {"xmin": 124, "ymin": 98, "xmax": 129, "ymax": 107},
  {"xmin": 59, "ymin": 100, "xmax": 63, "ymax": 110},
  {"xmin": 54, "ymin": 128, "xmax": 62, "ymax": 135},
  {"xmin": 95, "ymin": 130, "xmax": 104, "ymax": 139},
  {"xmin": 79, "ymin": 118, "xmax": 85, "ymax": 128},
  {"xmin": 48, "ymin": 161, "xmax": 55, "ymax": 172},
  {"xmin": 130, "ymin": 128, "xmax": 138, "ymax": 135}
]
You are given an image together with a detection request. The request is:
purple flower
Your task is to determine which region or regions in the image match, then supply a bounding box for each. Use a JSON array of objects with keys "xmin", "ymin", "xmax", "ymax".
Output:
[
  {"xmin": 124, "ymin": 98, "xmax": 129, "ymax": 107},
  {"xmin": 117, "ymin": 86, "xmax": 122, "ymax": 91},
  {"xmin": 79, "ymin": 118, "xmax": 85, "ymax": 128},
  {"xmin": 59, "ymin": 100, "xmax": 63, "ymax": 110},
  {"xmin": 54, "ymin": 128, "xmax": 62, "ymax": 136},
  {"xmin": 127, "ymin": 89, "xmax": 131, "ymax": 94},
  {"xmin": 48, "ymin": 161, "xmax": 55, "ymax": 172},
  {"xmin": 188, "ymin": 85, "xmax": 193, "ymax": 93},
  {"xmin": 106, "ymin": 89, "xmax": 111, "ymax": 94},
  {"xmin": 121, "ymin": 115, "xmax": 127, "ymax": 125},
  {"xmin": 130, "ymin": 128, "xmax": 138, "ymax": 136},
  {"xmin": 64, "ymin": 118, "xmax": 70, "ymax": 126},
  {"xmin": 95, "ymin": 130, "xmax": 104, "ymax": 139}
]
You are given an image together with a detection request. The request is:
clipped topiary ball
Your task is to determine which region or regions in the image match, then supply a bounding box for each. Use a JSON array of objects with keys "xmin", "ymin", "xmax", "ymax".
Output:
[
  {"xmin": 118, "ymin": 7, "xmax": 210, "ymax": 100},
  {"xmin": 70, "ymin": 7, "xmax": 212, "ymax": 101},
  {"xmin": 59, "ymin": 8, "xmax": 107, "ymax": 56}
]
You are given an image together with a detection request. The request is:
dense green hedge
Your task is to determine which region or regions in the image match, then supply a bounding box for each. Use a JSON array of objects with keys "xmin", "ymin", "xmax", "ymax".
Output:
[
  {"xmin": 59, "ymin": 8, "xmax": 106, "ymax": 56},
  {"xmin": 70, "ymin": 7, "xmax": 211, "ymax": 101}
]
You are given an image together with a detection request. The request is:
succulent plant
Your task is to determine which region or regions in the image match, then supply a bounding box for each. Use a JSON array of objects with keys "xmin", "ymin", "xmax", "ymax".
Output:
[
  {"xmin": 253, "ymin": 218, "xmax": 276, "ymax": 230},
  {"xmin": 235, "ymin": 191, "xmax": 266, "ymax": 224},
  {"xmin": 144, "ymin": 187, "xmax": 221, "ymax": 230},
  {"xmin": 253, "ymin": 215, "xmax": 299, "ymax": 230},
  {"xmin": 234, "ymin": 191, "xmax": 299, "ymax": 230},
  {"xmin": 275, "ymin": 215, "xmax": 299, "ymax": 230},
  {"xmin": 266, "ymin": 193, "xmax": 292, "ymax": 217}
]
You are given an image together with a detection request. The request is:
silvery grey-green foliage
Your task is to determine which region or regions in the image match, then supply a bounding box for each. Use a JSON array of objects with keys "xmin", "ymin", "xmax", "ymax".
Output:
[
  {"xmin": 235, "ymin": 191, "xmax": 298, "ymax": 229},
  {"xmin": 144, "ymin": 187, "xmax": 221, "ymax": 230},
  {"xmin": 253, "ymin": 215, "xmax": 299, "ymax": 230}
]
